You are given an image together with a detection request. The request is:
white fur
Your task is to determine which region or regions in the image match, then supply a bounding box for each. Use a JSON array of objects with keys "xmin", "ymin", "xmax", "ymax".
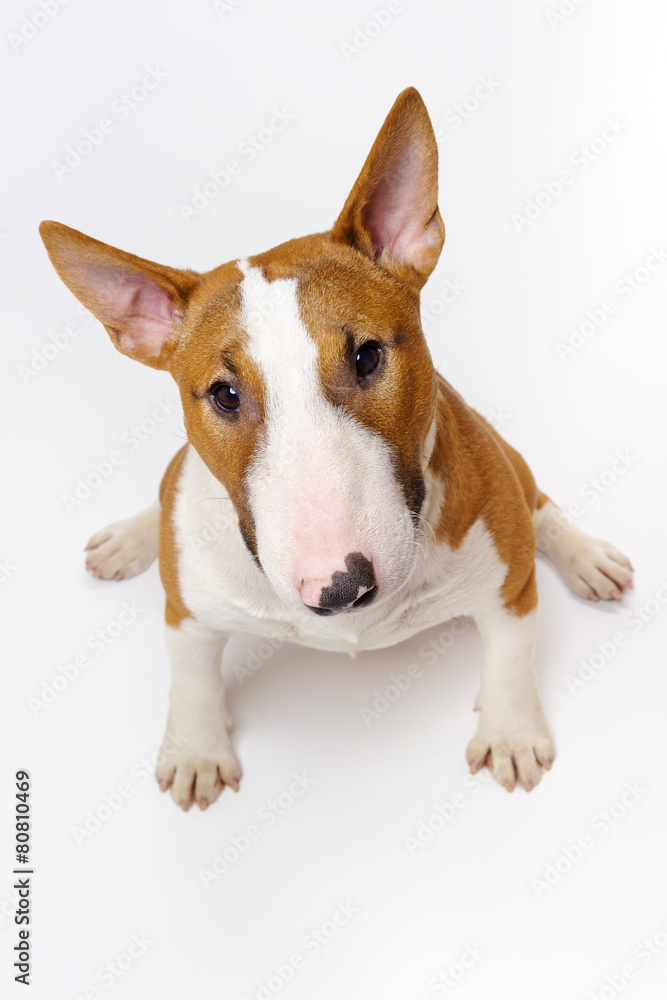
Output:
[
  {"xmin": 85, "ymin": 502, "xmax": 160, "ymax": 580},
  {"xmin": 534, "ymin": 500, "xmax": 633, "ymax": 601},
  {"xmin": 172, "ymin": 445, "xmax": 508, "ymax": 653},
  {"xmin": 467, "ymin": 607, "xmax": 555, "ymax": 791},
  {"xmin": 154, "ymin": 620, "xmax": 240, "ymax": 810},
  {"xmin": 239, "ymin": 260, "xmax": 417, "ymax": 612}
]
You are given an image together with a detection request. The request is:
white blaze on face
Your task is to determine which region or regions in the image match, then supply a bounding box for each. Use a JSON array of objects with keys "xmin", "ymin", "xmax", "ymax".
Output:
[{"xmin": 239, "ymin": 260, "xmax": 416, "ymax": 612}]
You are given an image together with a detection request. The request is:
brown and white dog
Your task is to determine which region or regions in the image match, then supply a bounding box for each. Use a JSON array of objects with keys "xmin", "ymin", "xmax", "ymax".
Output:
[{"xmin": 40, "ymin": 88, "xmax": 633, "ymax": 810}]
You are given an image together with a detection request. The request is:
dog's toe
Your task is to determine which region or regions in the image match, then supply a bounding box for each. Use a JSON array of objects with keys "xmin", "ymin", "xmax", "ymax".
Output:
[
  {"xmin": 467, "ymin": 715, "xmax": 555, "ymax": 793},
  {"xmin": 156, "ymin": 730, "xmax": 242, "ymax": 812},
  {"xmin": 84, "ymin": 508, "xmax": 159, "ymax": 581},
  {"xmin": 572, "ymin": 539, "xmax": 634, "ymax": 601}
]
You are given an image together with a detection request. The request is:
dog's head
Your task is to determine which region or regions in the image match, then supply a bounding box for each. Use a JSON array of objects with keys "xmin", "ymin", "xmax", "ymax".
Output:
[{"xmin": 40, "ymin": 88, "xmax": 445, "ymax": 616}]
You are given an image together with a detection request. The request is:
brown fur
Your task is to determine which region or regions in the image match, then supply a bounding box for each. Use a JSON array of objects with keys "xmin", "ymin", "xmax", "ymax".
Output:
[
  {"xmin": 428, "ymin": 375, "xmax": 539, "ymax": 616},
  {"xmin": 159, "ymin": 445, "xmax": 191, "ymax": 627}
]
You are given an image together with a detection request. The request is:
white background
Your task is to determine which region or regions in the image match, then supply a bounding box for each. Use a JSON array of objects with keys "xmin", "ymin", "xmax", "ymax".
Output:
[{"xmin": 2, "ymin": 1, "xmax": 667, "ymax": 998}]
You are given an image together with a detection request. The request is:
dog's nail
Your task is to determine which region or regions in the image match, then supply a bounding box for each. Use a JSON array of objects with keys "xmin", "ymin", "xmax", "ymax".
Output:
[
  {"xmin": 229, "ymin": 779, "xmax": 240, "ymax": 793},
  {"xmin": 199, "ymin": 799, "xmax": 208, "ymax": 811}
]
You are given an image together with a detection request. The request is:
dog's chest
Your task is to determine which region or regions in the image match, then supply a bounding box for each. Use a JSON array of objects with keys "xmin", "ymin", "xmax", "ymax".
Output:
[{"xmin": 171, "ymin": 448, "xmax": 506, "ymax": 653}]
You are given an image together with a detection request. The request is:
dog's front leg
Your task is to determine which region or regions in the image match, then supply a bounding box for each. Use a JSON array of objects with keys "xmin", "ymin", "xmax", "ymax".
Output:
[
  {"xmin": 155, "ymin": 619, "xmax": 241, "ymax": 810},
  {"xmin": 466, "ymin": 608, "xmax": 555, "ymax": 792}
]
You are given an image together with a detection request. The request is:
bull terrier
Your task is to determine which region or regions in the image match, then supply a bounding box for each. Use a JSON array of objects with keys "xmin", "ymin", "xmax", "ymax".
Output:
[{"xmin": 40, "ymin": 88, "xmax": 633, "ymax": 810}]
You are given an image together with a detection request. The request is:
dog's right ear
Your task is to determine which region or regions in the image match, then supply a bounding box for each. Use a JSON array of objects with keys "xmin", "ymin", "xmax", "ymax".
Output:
[{"xmin": 39, "ymin": 221, "xmax": 201, "ymax": 369}]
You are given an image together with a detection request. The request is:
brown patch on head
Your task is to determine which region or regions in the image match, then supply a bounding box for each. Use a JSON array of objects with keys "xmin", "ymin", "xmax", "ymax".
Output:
[
  {"xmin": 428, "ymin": 375, "xmax": 539, "ymax": 616},
  {"xmin": 165, "ymin": 261, "xmax": 265, "ymax": 559}
]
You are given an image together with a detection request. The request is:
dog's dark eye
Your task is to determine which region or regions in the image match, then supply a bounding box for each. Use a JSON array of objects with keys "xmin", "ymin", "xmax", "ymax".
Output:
[
  {"xmin": 356, "ymin": 342, "xmax": 382, "ymax": 381},
  {"xmin": 209, "ymin": 382, "xmax": 240, "ymax": 413}
]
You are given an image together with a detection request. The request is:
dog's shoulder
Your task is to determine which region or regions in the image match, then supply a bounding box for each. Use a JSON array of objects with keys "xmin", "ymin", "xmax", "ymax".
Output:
[{"xmin": 426, "ymin": 375, "xmax": 538, "ymax": 615}]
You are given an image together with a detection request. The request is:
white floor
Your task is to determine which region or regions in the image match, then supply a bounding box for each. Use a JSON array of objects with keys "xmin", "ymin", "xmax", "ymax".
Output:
[{"xmin": 3, "ymin": 2, "xmax": 667, "ymax": 998}]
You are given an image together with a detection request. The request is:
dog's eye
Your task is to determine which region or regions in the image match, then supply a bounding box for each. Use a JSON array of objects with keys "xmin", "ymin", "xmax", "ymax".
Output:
[
  {"xmin": 209, "ymin": 382, "xmax": 240, "ymax": 413},
  {"xmin": 356, "ymin": 342, "xmax": 382, "ymax": 381}
]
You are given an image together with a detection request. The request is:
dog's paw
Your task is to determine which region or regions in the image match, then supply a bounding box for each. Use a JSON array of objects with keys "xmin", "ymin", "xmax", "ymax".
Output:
[
  {"xmin": 466, "ymin": 716, "xmax": 555, "ymax": 792},
  {"xmin": 85, "ymin": 506, "xmax": 159, "ymax": 580},
  {"xmin": 155, "ymin": 729, "xmax": 242, "ymax": 811},
  {"xmin": 561, "ymin": 537, "xmax": 634, "ymax": 602}
]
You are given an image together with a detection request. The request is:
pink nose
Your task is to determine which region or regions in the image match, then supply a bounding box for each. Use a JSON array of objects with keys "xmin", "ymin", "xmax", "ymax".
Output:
[{"xmin": 297, "ymin": 552, "xmax": 377, "ymax": 616}]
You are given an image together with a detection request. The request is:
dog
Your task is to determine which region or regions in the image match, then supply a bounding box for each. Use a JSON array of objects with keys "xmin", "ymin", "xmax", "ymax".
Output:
[{"xmin": 40, "ymin": 87, "xmax": 633, "ymax": 810}]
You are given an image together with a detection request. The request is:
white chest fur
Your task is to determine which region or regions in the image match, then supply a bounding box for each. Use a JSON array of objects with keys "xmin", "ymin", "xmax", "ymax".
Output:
[{"xmin": 172, "ymin": 447, "xmax": 509, "ymax": 653}]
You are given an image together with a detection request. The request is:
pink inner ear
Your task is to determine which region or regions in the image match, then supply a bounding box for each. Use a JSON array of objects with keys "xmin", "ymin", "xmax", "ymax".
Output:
[
  {"xmin": 79, "ymin": 264, "xmax": 181, "ymax": 357},
  {"xmin": 363, "ymin": 145, "xmax": 441, "ymax": 271}
]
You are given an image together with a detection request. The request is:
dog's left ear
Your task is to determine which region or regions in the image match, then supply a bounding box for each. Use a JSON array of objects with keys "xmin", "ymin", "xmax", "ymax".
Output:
[
  {"xmin": 39, "ymin": 221, "xmax": 201, "ymax": 369},
  {"xmin": 331, "ymin": 87, "xmax": 444, "ymax": 291}
]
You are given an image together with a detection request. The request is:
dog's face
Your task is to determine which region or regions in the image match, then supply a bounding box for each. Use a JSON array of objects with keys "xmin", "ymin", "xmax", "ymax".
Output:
[
  {"xmin": 171, "ymin": 235, "xmax": 438, "ymax": 614},
  {"xmin": 40, "ymin": 88, "xmax": 445, "ymax": 615}
]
